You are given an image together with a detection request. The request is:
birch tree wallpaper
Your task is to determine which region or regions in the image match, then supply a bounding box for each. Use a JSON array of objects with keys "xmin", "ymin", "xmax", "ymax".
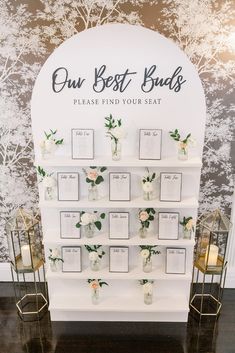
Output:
[{"xmin": 0, "ymin": 0, "xmax": 235, "ymax": 261}]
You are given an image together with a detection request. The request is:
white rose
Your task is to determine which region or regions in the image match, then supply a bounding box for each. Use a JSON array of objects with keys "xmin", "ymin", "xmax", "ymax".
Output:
[
  {"xmin": 43, "ymin": 176, "xmax": 56, "ymax": 188},
  {"xmin": 89, "ymin": 251, "xmax": 99, "ymax": 261},
  {"xmin": 139, "ymin": 211, "xmax": 149, "ymax": 222},
  {"xmin": 51, "ymin": 248, "xmax": 60, "ymax": 258},
  {"xmin": 39, "ymin": 140, "xmax": 45, "ymax": 149},
  {"xmin": 186, "ymin": 219, "xmax": 194, "ymax": 231},
  {"xmin": 111, "ymin": 127, "xmax": 126, "ymax": 140},
  {"xmin": 143, "ymin": 282, "xmax": 153, "ymax": 294},
  {"xmin": 80, "ymin": 212, "xmax": 96, "ymax": 225},
  {"xmin": 141, "ymin": 249, "xmax": 150, "ymax": 259},
  {"xmin": 45, "ymin": 139, "xmax": 57, "ymax": 153},
  {"xmin": 142, "ymin": 181, "xmax": 153, "ymax": 192}
]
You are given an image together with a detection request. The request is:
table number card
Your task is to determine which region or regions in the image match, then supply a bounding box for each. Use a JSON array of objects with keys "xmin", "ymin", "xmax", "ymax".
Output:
[
  {"xmin": 166, "ymin": 248, "xmax": 186, "ymax": 274},
  {"xmin": 109, "ymin": 172, "xmax": 131, "ymax": 201},
  {"xmin": 109, "ymin": 212, "xmax": 129, "ymax": 240},
  {"xmin": 60, "ymin": 211, "xmax": 81, "ymax": 239},
  {"xmin": 139, "ymin": 129, "xmax": 162, "ymax": 160},
  {"xmin": 57, "ymin": 173, "xmax": 79, "ymax": 201},
  {"xmin": 160, "ymin": 173, "xmax": 182, "ymax": 202},
  {"xmin": 62, "ymin": 246, "xmax": 82, "ymax": 272},
  {"xmin": 109, "ymin": 247, "xmax": 129, "ymax": 272},
  {"xmin": 71, "ymin": 129, "xmax": 94, "ymax": 159},
  {"xmin": 158, "ymin": 212, "xmax": 179, "ymax": 240}
]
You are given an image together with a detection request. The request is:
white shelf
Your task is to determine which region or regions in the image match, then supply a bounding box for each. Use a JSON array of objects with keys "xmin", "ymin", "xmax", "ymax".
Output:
[
  {"xmin": 43, "ymin": 231, "xmax": 195, "ymax": 247},
  {"xmin": 49, "ymin": 294, "xmax": 189, "ymax": 313},
  {"xmin": 39, "ymin": 196, "xmax": 198, "ymax": 209},
  {"xmin": 46, "ymin": 266, "xmax": 192, "ymax": 281},
  {"xmin": 35, "ymin": 156, "xmax": 202, "ymax": 168}
]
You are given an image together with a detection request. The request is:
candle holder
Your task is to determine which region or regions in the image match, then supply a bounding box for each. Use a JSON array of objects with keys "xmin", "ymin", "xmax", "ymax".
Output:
[
  {"xmin": 6, "ymin": 208, "xmax": 48, "ymax": 321},
  {"xmin": 190, "ymin": 209, "xmax": 232, "ymax": 318}
]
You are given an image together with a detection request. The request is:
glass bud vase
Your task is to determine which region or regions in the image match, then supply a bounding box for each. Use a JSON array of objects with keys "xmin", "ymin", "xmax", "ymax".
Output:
[
  {"xmin": 44, "ymin": 186, "xmax": 55, "ymax": 201},
  {"xmin": 111, "ymin": 139, "xmax": 121, "ymax": 161},
  {"xmin": 50, "ymin": 261, "xmax": 60, "ymax": 272},
  {"xmin": 144, "ymin": 291, "xmax": 153, "ymax": 305},
  {"xmin": 84, "ymin": 223, "xmax": 95, "ymax": 238},
  {"xmin": 183, "ymin": 228, "xmax": 192, "ymax": 240},
  {"xmin": 91, "ymin": 287, "xmax": 100, "ymax": 305},
  {"xmin": 88, "ymin": 184, "xmax": 98, "ymax": 201},
  {"xmin": 143, "ymin": 258, "xmax": 152, "ymax": 273},
  {"xmin": 178, "ymin": 142, "xmax": 188, "ymax": 160},
  {"xmin": 139, "ymin": 227, "xmax": 147, "ymax": 239},
  {"xmin": 90, "ymin": 258, "xmax": 101, "ymax": 271},
  {"xmin": 143, "ymin": 190, "xmax": 153, "ymax": 201}
]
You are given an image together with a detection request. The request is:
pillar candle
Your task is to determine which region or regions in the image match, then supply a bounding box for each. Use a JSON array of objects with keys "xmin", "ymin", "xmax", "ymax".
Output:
[
  {"xmin": 205, "ymin": 244, "xmax": 219, "ymax": 266},
  {"xmin": 21, "ymin": 245, "xmax": 32, "ymax": 267}
]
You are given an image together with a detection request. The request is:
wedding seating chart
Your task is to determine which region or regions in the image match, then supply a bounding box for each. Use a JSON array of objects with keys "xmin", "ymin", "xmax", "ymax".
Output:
[
  {"xmin": 166, "ymin": 248, "xmax": 186, "ymax": 274},
  {"xmin": 57, "ymin": 172, "xmax": 79, "ymax": 201},
  {"xmin": 109, "ymin": 172, "xmax": 131, "ymax": 201},
  {"xmin": 62, "ymin": 246, "xmax": 82, "ymax": 272},
  {"xmin": 160, "ymin": 173, "xmax": 182, "ymax": 202},
  {"xmin": 158, "ymin": 212, "xmax": 179, "ymax": 240},
  {"xmin": 139, "ymin": 129, "xmax": 162, "ymax": 160},
  {"xmin": 109, "ymin": 247, "xmax": 129, "ymax": 272},
  {"xmin": 71, "ymin": 129, "xmax": 94, "ymax": 159},
  {"xmin": 109, "ymin": 212, "xmax": 129, "ymax": 239},
  {"xmin": 60, "ymin": 211, "xmax": 81, "ymax": 239}
]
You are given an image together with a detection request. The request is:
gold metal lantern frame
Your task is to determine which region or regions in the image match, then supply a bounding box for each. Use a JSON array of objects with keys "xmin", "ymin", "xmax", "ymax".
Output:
[
  {"xmin": 190, "ymin": 209, "xmax": 232, "ymax": 318},
  {"xmin": 6, "ymin": 208, "xmax": 48, "ymax": 321}
]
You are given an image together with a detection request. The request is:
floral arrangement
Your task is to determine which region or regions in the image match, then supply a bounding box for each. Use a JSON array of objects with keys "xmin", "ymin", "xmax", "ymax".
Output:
[
  {"xmin": 139, "ymin": 279, "xmax": 154, "ymax": 293},
  {"xmin": 142, "ymin": 168, "xmax": 157, "ymax": 199},
  {"xmin": 87, "ymin": 279, "xmax": 108, "ymax": 288},
  {"xmin": 40, "ymin": 129, "xmax": 63, "ymax": 155},
  {"xmin": 180, "ymin": 216, "xmax": 195, "ymax": 232},
  {"xmin": 76, "ymin": 211, "xmax": 105, "ymax": 231},
  {"xmin": 48, "ymin": 248, "xmax": 64, "ymax": 263},
  {"xmin": 138, "ymin": 208, "xmax": 155, "ymax": 229},
  {"xmin": 139, "ymin": 245, "xmax": 160, "ymax": 261},
  {"xmin": 83, "ymin": 166, "xmax": 107, "ymax": 186},
  {"xmin": 169, "ymin": 129, "xmax": 194, "ymax": 156},
  {"xmin": 37, "ymin": 166, "xmax": 56, "ymax": 187},
  {"xmin": 85, "ymin": 245, "xmax": 105, "ymax": 260},
  {"xmin": 105, "ymin": 114, "xmax": 126, "ymax": 142}
]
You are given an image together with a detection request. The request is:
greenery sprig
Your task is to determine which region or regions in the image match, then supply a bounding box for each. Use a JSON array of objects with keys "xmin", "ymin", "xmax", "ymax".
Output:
[
  {"xmin": 139, "ymin": 245, "xmax": 160, "ymax": 261},
  {"xmin": 44, "ymin": 129, "xmax": 63, "ymax": 145},
  {"xmin": 142, "ymin": 167, "xmax": 156, "ymax": 183},
  {"xmin": 87, "ymin": 279, "xmax": 108, "ymax": 288},
  {"xmin": 48, "ymin": 249, "xmax": 64, "ymax": 263},
  {"xmin": 139, "ymin": 279, "xmax": 154, "ymax": 285},
  {"xmin": 169, "ymin": 129, "xmax": 191, "ymax": 144}
]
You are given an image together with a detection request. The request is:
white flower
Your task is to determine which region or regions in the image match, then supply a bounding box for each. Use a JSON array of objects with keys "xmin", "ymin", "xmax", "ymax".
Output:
[
  {"xmin": 39, "ymin": 140, "xmax": 45, "ymax": 149},
  {"xmin": 87, "ymin": 170, "xmax": 98, "ymax": 181},
  {"xmin": 45, "ymin": 139, "xmax": 57, "ymax": 153},
  {"xmin": 143, "ymin": 282, "xmax": 153, "ymax": 294},
  {"xmin": 80, "ymin": 212, "xmax": 97, "ymax": 226},
  {"xmin": 51, "ymin": 248, "xmax": 60, "ymax": 259},
  {"xmin": 139, "ymin": 211, "xmax": 149, "ymax": 222},
  {"xmin": 142, "ymin": 181, "xmax": 153, "ymax": 192},
  {"xmin": 185, "ymin": 219, "xmax": 194, "ymax": 231},
  {"xmin": 43, "ymin": 176, "xmax": 56, "ymax": 188},
  {"xmin": 141, "ymin": 249, "xmax": 150, "ymax": 258},
  {"xmin": 89, "ymin": 251, "xmax": 99, "ymax": 261},
  {"xmin": 111, "ymin": 126, "xmax": 126, "ymax": 140}
]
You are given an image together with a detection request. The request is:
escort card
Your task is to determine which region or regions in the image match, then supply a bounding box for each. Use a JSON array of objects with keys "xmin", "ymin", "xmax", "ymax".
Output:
[
  {"xmin": 139, "ymin": 129, "xmax": 162, "ymax": 160},
  {"xmin": 109, "ymin": 212, "xmax": 129, "ymax": 239},
  {"xmin": 60, "ymin": 211, "xmax": 81, "ymax": 239},
  {"xmin": 158, "ymin": 212, "xmax": 179, "ymax": 240},
  {"xmin": 62, "ymin": 246, "xmax": 82, "ymax": 272},
  {"xmin": 166, "ymin": 248, "xmax": 186, "ymax": 274},
  {"xmin": 109, "ymin": 247, "xmax": 129, "ymax": 272},
  {"xmin": 160, "ymin": 173, "xmax": 182, "ymax": 202},
  {"xmin": 109, "ymin": 172, "xmax": 131, "ymax": 201},
  {"xmin": 57, "ymin": 172, "xmax": 79, "ymax": 201},
  {"xmin": 71, "ymin": 129, "xmax": 94, "ymax": 159}
]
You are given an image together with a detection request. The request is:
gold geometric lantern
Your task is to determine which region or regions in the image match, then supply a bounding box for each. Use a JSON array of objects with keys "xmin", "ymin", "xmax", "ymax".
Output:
[
  {"xmin": 190, "ymin": 209, "xmax": 232, "ymax": 318},
  {"xmin": 6, "ymin": 208, "xmax": 48, "ymax": 321}
]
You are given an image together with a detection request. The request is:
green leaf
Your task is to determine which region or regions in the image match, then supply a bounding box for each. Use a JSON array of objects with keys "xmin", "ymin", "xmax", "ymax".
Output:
[
  {"xmin": 55, "ymin": 139, "xmax": 63, "ymax": 145},
  {"xmin": 152, "ymin": 173, "xmax": 156, "ymax": 180},
  {"xmin": 117, "ymin": 119, "xmax": 122, "ymax": 127},
  {"xmin": 94, "ymin": 221, "xmax": 102, "ymax": 231},
  {"xmin": 148, "ymin": 215, "xmax": 154, "ymax": 221},
  {"xmin": 95, "ymin": 175, "xmax": 104, "ymax": 185},
  {"xmin": 100, "ymin": 167, "xmax": 107, "ymax": 173},
  {"xmin": 76, "ymin": 223, "xmax": 81, "ymax": 228},
  {"xmin": 100, "ymin": 213, "xmax": 105, "ymax": 219},
  {"xmin": 90, "ymin": 166, "xmax": 97, "ymax": 169},
  {"xmin": 86, "ymin": 177, "xmax": 92, "ymax": 183}
]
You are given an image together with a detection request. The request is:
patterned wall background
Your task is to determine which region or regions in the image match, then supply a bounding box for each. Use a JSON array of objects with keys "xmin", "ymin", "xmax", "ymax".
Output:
[{"xmin": 0, "ymin": 0, "xmax": 235, "ymax": 261}]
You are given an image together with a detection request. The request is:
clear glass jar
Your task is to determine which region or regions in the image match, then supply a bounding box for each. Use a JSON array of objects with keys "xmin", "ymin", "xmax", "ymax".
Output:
[
  {"xmin": 90, "ymin": 258, "xmax": 101, "ymax": 271},
  {"xmin": 50, "ymin": 261, "xmax": 61, "ymax": 272},
  {"xmin": 44, "ymin": 186, "xmax": 55, "ymax": 201},
  {"xmin": 84, "ymin": 223, "xmax": 95, "ymax": 238},
  {"xmin": 183, "ymin": 228, "xmax": 192, "ymax": 239},
  {"xmin": 178, "ymin": 142, "xmax": 188, "ymax": 160},
  {"xmin": 144, "ymin": 291, "xmax": 153, "ymax": 305},
  {"xmin": 111, "ymin": 139, "xmax": 121, "ymax": 161},
  {"xmin": 143, "ymin": 257, "xmax": 152, "ymax": 273},
  {"xmin": 88, "ymin": 184, "xmax": 98, "ymax": 201},
  {"xmin": 143, "ymin": 190, "xmax": 153, "ymax": 201},
  {"xmin": 91, "ymin": 287, "xmax": 99, "ymax": 305},
  {"xmin": 139, "ymin": 227, "xmax": 147, "ymax": 238}
]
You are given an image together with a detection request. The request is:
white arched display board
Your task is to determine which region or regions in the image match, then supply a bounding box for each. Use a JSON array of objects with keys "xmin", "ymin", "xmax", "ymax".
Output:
[{"xmin": 32, "ymin": 24, "xmax": 206, "ymax": 322}]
